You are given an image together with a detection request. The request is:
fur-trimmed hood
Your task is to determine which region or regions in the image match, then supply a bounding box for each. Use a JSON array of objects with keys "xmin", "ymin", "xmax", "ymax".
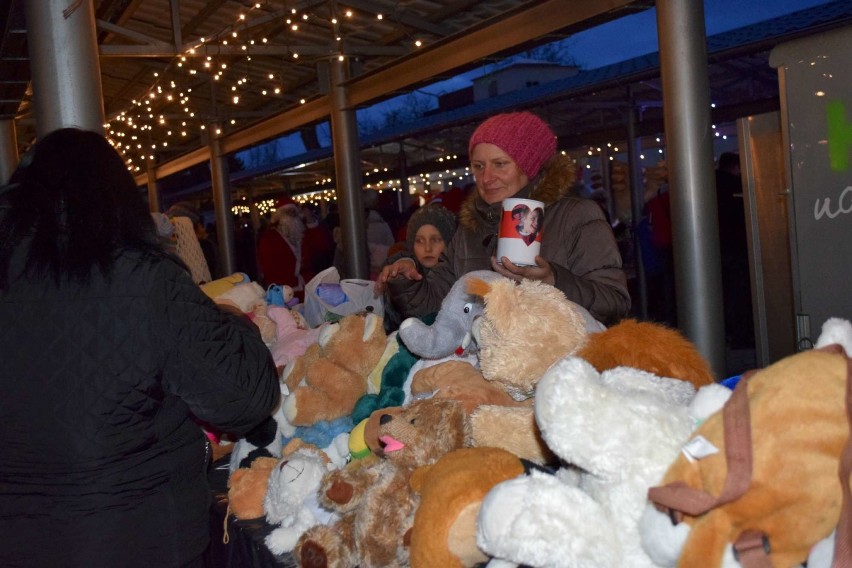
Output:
[{"xmin": 458, "ymin": 154, "xmax": 574, "ymax": 232}]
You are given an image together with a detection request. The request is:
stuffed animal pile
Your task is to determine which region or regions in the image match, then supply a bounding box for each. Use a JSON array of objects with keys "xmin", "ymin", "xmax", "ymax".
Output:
[
  {"xmin": 216, "ymin": 269, "xmax": 852, "ymax": 568},
  {"xmin": 294, "ymin": 398, "xmax": 470, "ymax": 568}
]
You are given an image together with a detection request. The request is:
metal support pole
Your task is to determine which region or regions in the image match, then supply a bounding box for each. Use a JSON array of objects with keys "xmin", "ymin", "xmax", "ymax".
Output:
[
  {"xmin": 329, "ymin": 56, "xmax": 368, "ymax": 279},
  {"xmin": 209, "ymin": 123, "xmax": 236, "ymax": 276},
  {"xmin": 626, "ymin": 96, "xmax": 648, "ymax": 320},
  {"xmin": 0, "ymin": 120, "xmax": 19, "ymax": 184},
  {"xmin": 398, "ymin": 144, "xmax": 412, "ymax": 214},
  {"xmin": 146, "ymin": 156, "xmax": 161, "ymax": 213},
  {"xmin": 25, "ymin": 0, "xmax": 105, "ymax": 136},
  {"xmin": 656, "ymin": 0, "xmax": 726, "ymax": 376}
]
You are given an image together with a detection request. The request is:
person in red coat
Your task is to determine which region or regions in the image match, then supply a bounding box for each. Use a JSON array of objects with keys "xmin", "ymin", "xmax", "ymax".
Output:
[{"xmin": 257, "ymin": 197, "xmax": 311, "ymax": 299}]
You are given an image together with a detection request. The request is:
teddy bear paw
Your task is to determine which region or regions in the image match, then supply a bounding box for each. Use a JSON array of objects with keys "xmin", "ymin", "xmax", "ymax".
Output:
[
  {"xmin": 325, "ymin": 478, "xmax": 354, "ymax": 505},
  {"xmin": 299, "ymin": 539, "xmax": 329, "ymax": 568}
]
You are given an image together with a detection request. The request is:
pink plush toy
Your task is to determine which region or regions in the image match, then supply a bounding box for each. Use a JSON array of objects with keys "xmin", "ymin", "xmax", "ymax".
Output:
[{"xmin": 268, "ymin": 306, "xmax": 325, "ymax": 368}]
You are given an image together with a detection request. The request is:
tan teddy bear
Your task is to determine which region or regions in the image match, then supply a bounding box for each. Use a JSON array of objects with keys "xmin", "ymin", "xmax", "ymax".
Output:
[
  {"xmin": 281, "ymin": 312, "xmax": 387, "ymax": 426},
  {"xmin": 293, "ymin": 398, "xmax": 469, "ymax": 568},
  {"xmin": 642, "ymin": 321, "xmax": 852, "ymax": 568}
]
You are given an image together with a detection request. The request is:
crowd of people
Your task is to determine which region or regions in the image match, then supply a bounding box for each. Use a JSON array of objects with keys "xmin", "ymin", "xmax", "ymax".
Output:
[{"xmin": 1, "ymin": 110, "xmax": 753, "ymax": 566}]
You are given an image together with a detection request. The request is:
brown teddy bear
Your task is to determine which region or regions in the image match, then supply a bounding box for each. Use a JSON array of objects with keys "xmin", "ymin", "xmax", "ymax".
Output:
[
  {"xmin": 294, "ymin": 398, "xmax": 469, "ymax": 568},
  {"xmin": 468, "ymin": 277, "xmax": 588, "ymax": 400},
  {"xmin": 281, "ymin": 312, "xmax": 387, "ymax": 426},
  {"xmin": 408, "ymin": 447, "xmax": 526, "ymax": 568},
  {"xmin": 642, "ymin": 327, "xmax": 852, "ymax": 568},
  {"xmin": 461, "ymin": 276, "xmax": 586, "ymax": 463},
  {"xmin": 409, "ymin": 360, "xmax": 521, "ymax": 414}
]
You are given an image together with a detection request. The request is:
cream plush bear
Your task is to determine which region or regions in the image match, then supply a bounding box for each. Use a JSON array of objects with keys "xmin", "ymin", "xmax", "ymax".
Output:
[
  {"xmin": 264, "ymin": 446, "xmax": 339, "ymax": 555},
  {"xmin": 476, "ymin": 356, "xmax": 729, "ymax": 568}
]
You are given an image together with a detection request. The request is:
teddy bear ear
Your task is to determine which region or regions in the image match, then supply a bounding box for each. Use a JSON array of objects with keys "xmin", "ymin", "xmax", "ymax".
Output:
[{"xmin": 465, "ymin": 278, "xmax": 492, "ymax": 298}]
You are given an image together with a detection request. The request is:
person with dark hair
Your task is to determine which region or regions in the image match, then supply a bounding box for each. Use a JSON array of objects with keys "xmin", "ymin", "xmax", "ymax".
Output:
[
  {"xmin": 376, "ymin": 111, "xmax": 630, "ymax": 325},
  {"xmin": 0, "ymin": 128, "xmax": 279, "ymax": 568},
  {"xmin": 376, "ymin": 204, "xmax": 458, "ymax": 331}
]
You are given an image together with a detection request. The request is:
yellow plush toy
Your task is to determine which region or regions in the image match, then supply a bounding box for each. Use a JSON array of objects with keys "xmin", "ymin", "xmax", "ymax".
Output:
[{"xmin": 642, "ymin": 319, "xmax": 852, "ymax": 568}]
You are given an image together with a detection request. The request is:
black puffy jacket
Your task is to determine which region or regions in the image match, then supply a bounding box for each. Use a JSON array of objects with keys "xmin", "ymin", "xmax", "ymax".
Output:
[{"xmin": 0, "ymin": 249, "xmax": 279, "ymax": 567}]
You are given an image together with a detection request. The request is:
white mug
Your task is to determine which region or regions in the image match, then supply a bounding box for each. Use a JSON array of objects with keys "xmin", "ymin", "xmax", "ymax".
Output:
[{"xmin": 496, "ymin": 197, "xmax": 545, "ymax": 266}]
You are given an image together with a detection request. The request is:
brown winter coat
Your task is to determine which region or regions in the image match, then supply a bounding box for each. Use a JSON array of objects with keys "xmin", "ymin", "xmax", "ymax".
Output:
[{"xmin": 387, "ymin": 159, "xmax": 630, "ymax": 324}]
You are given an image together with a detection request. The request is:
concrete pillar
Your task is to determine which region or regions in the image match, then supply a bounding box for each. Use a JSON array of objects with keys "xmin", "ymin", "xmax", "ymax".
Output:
[
  {"xmin": 329, "ymin": 56, "xmax": 368, "ymax": 279},
  {"xmin": 656, "ymin": 0, "xmax": 726, "ymax": 376},
  {"xmin": 0, "ymin": 120, "xmax": 19, "ymax": 184},
  {"xmin": 25, "ymin": 0, "xmax": 105, "ymax": 136}
]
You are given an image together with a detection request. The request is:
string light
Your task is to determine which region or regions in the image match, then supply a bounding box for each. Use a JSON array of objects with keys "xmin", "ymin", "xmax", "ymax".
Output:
[{"xmin": 104, "ymin": 1, "xmax": 433, "ymax": 177}]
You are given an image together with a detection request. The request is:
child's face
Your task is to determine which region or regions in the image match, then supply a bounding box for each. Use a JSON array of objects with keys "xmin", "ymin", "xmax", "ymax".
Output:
[{"xmin": 413, "ymin": 224, "xmax": 445, "ymax": 268}]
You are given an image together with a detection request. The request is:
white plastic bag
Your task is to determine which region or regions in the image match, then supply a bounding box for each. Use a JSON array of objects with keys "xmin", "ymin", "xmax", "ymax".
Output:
[{"xmin": 303, "ymin": 267, "xmax": 384, "ymax": 328}]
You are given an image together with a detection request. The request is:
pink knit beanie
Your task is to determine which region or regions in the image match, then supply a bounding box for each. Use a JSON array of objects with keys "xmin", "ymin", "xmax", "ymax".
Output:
[{"xmin": 468, "ymin": 112, "xmax": 557, "ymax": 179}]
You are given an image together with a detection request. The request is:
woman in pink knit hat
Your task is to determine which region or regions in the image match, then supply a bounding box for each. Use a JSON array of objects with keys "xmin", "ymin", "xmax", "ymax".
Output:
[{"xmin": 376, "ymin": 111, "xmax": 630, "ymax": 325}]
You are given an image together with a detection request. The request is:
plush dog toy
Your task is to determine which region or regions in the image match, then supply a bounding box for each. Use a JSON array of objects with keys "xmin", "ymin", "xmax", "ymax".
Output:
[
  {"xmin": 281, "ymin": 313, "xmax": 387, "ymax": 425},
  {"xmin": 640, "ymin": 318, "xmax": 852, "ymax": 568},
  {"xmin": 476, "ymin": 357, "xmax": 725, "ymax": 568},
  {"xmin": 294, "ymin": 398, "xmax": 470, "ymax": 568}
]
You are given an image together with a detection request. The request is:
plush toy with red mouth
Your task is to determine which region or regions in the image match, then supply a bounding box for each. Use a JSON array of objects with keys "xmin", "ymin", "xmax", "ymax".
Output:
[{"xmin": 294, "ymin": 398, "xmax": 470, "ymax": 568}]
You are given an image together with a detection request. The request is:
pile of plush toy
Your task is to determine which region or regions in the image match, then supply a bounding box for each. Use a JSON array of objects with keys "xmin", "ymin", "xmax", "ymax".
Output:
[{"xmin": 203, "ymin": 270, "xmax": 852, "ymax": 568}]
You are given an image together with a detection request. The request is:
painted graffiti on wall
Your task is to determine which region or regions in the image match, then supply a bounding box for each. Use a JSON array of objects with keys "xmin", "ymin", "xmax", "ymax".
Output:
[{"xmin": 814, "ymin": 100, "xmax": 852, "ymax": 221}]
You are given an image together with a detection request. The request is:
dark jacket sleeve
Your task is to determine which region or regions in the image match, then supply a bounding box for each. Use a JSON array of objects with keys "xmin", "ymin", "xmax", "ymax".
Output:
[
  {"xmin": 155, "ymin": 259, "xmax": 280, "ymax": 434},
  {"xmin": 544, "ymin": 198, "xmax": 631, "ymax": 324},
  {"xmin": 385, "ymin": 236, "xmax": 459, "ymax": 320}
]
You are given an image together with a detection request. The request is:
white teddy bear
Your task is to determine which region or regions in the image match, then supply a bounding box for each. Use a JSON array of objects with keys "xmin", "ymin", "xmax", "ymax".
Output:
[
  {"xmin": 263, "ymin": 446, "xmax": 339, "ymax": 555},
  {"xmin": 476, "ymin": 356, "xmax": 730, "ymax": 568}
]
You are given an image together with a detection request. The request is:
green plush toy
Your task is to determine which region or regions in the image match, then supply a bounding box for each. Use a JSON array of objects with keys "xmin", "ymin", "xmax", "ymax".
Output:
[{"xmin": 350, "ymin": 312, "xmax": 437, "ymax": 426}]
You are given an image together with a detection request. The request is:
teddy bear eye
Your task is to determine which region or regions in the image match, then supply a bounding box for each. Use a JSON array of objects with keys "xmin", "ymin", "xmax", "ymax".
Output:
[
  {"xmin": 409, "ymin": 418, "xmax": 416, "ymax": 425},
  {"xmin": 463, "ymin": 302, "xmax": 473, "ymax": 314}
]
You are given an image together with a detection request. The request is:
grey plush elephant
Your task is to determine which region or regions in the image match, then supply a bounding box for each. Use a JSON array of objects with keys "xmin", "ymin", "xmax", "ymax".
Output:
[{"xmin": 398, "ymin": 270, "xmax": 505, "ymax": 359}]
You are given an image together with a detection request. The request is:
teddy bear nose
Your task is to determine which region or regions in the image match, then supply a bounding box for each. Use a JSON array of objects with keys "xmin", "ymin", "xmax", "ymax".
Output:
[{"xmin": 379, "ymin": 414, "xmax": 392, "ymax": 425}]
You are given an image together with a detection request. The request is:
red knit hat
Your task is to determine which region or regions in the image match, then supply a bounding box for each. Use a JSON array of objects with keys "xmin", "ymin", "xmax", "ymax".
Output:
[{"xmin": 468, "ymin": 112, "xmax": 557, "ymax": 179}]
